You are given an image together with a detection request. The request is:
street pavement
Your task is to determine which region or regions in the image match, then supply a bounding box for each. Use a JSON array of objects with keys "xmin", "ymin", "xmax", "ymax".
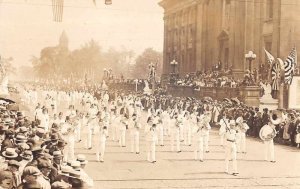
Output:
[{"xmin": 75, "ymin": 120, "xmax": 300, "ymax": 189}]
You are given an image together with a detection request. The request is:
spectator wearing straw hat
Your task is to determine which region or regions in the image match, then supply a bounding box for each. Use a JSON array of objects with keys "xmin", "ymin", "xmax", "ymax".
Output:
[
  {"xmin": 19, "ymin": 150, "xmax": 33, "ymax": 174},
  {"xmin": 2, "ymin": 148, "xmax": 18, "ymax": 160},
  {"xmin": 75, "ymin": 155, "xmax": 93, "ymax": 188}
]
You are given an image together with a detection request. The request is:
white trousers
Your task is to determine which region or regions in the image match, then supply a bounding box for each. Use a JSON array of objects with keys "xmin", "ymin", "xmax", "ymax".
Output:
[
  {"xmin": 180, "ymin": 125, "xmax": 184, "ymax": 141},
  {"xmin": 203, "ymin": 134, "xmax": 209, "ymax": 152},
  {"xmin": 225, "ymin": 141, "xmax": 237, "ymax": 173},
  {"xmin": 158, "ymin": 127, "xmax": 164, "ymax": 145},
  {"xmin": 119, "ymin": 130, "xmax": 126, "ymax": 147},
  {"xmin": 184, "ymin": 127, "xmax": 192, "ymax": 145},
  {"xmin": 64, "ymin": 136, "xmax": 75, "ymax": 162},
  {"xmin": 75, "ymin": 125, "xmax": 81, "ymax": 142},
  {"xmin": 130, "ymin": 132, "xmax": 140, "ymax": 153},
  {"xmin": 146, "ymin": 141, "xmax": 156, "ymax": 162},
  {"xmin": 96, "ymin": 139, "xmax": 106, "ymax": 161},
  {"xmin": 112, "ymin": 126, "xmax": 119, "ymax": 142},
  {"xmin": 85, "ymin": 127, "xmax": 93, "ymax": 149},
  {"xmin": 171, "ymin": 129, "xmax": 180, "ymax": 152},
  {"xmin": 264, "ymin": 140, "xmax": 275, "ymax": 161},
  {"xmin": 236, "ymin": 133, "xmax": 242, "ymax": 152},
  {"xmin": 240, "ymin": 133, "xmax": 246, "ymax": 153},
  {"xmin": 194, "ymin": 137, "xmax": 204, "ymax": 160}
]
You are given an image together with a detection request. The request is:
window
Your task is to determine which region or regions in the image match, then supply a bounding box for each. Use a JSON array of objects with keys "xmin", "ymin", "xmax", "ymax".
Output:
[{"xmin": 266, "ymin": 0, "xmax": 273, "ymax": 19}]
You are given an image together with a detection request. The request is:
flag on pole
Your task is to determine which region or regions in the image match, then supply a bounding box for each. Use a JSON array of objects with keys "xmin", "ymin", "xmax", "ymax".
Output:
[
  {"xmin": 284, "ymin": 46, "xmax": 297, "ymax": 85},
  {"xmin": 264, "ymin": 48, "xmax": 275, "ymax": 65},
  {"xmin": 271, "ymin": 62, "xmax": 281, "ymax": 91},
  {"xmin": 52, "ymin": 0, "xmax": 64, "ymax": 22}
]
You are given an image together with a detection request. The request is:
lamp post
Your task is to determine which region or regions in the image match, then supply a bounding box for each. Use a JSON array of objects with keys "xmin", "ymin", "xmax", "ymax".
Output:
[
  {"xmin": 134, "ymin": 79, "xmax": 138, "ymax": 92},
  {"xmin": 245, "ymin": 51, "xmax": 256, "ymax": 72},
  {"xmin": 170, "ymin": 59, "xmax": 178, "ymax": 73}
]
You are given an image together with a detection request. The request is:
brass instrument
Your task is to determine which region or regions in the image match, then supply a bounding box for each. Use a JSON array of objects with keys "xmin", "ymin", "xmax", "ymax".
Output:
[
  {"xmin": 270, "ymin": 110, "xmax": 283, "ymax": 125},
  {"xmin": 259, "ymin": 124, "xmax": 277, "ymax": 141}
]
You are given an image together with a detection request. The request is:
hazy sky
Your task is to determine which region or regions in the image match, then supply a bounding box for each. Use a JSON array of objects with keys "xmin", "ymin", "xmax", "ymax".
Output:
[{"xmin": 0, "ymin": 0, "xmax": 164, "ymax": 67}]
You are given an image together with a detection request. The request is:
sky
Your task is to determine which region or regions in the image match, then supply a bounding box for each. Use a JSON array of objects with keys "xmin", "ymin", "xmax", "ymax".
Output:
[{"xmin": 0, "ymin": 0, "xmax": 164, "ymax": 67}]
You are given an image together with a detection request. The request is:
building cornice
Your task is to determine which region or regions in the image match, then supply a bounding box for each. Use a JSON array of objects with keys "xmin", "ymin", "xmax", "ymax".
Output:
[{"xmin": 159, "ymin": 0, "xmax": 202, "ymax": 15}]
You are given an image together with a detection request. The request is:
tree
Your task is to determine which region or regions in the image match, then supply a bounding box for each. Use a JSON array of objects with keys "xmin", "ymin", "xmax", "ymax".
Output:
[{"xmin": 133, "ymin": 48, "xmax": 163, "ymax": 79}]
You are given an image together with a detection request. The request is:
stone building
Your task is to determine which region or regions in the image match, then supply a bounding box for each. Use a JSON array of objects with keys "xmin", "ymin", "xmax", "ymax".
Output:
[{"xmin": 159, "ymin": 0, "xmax": 300, "ymax": 78}]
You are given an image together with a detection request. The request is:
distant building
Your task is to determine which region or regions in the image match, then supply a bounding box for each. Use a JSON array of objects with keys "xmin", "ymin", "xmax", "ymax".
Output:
[{"xmin": 159, "ymin": 0, "xmax": 300, "ymax": 78}]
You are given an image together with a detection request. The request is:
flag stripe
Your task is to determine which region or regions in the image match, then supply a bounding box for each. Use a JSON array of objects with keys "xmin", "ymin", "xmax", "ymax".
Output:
[
  {"xmin": 52, "ymin": 0, "xmax": 64, "ymax": 22},
  {"xmin": 284, "ymin": 47, "xmax": 297, "ymax": 85}
]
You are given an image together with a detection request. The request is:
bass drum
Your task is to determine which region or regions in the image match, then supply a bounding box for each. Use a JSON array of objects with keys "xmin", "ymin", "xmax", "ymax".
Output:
[{"xmin": 259, "ymin": 124, "xmax": 276, "ymax": 141}]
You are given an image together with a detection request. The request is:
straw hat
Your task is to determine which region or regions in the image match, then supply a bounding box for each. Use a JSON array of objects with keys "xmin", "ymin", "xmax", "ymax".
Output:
[{"xmin": 2, "ymin": 147, "xmax": 18, "ymax": 158}]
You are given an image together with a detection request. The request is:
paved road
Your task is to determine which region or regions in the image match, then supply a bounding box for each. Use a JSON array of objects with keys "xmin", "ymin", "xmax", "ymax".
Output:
[
  {"xmin": 74, "ymin": 121, "xmax": 300, "ymax": 189},
  {"xmin": 15, "ymin": 90, "xmax": 300, "ymax": 189}
]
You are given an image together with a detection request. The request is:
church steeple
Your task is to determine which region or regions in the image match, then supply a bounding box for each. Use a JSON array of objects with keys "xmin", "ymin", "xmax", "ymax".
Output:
[{"xmin": 59, "ymin": 30, "xmax": 68, "ymax": 49}]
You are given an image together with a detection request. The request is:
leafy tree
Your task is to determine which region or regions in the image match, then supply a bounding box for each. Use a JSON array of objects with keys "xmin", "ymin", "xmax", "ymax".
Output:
[{"xmin": 133, "ymin": 48, "xmax": 163, "ymax": 79}]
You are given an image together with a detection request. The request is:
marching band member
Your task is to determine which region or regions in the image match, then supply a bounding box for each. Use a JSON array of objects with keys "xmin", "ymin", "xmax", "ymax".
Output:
[
  {"xmin": 145, "ymin": 123, "xmax": 157, "ymax": 163},
  {"xmin": 201, "ymin": 111, "xmax": 211, "ymax": 153},
  {"xmin": 170, "ymin": 113, "xmax": 181, "ymax": 153},
  {"xmin": 97, "ymin": 126, "xmax": 108, "ymax": 162},
  {"xmin": 129, "ymin": 114, "xmax": 141, "ymax": 154},
  {"xmin": 194, "ymin": 116, "xmax": 204, "ymax": 162},
  {"xmin": 40, "ymin": 108, "xmax": 50, "ymax": 132},
  {"xmin": 262, "ymin": 121, "xmax": 276, "ymax": 163},
  {"xmin": 110, "ymin": 110, "xmax": 120, "ymax": 142},
  {"xmin": 235, "ymin": 115, "xmax": 243, "ymax": 153},
  {"xmin": 61, "ymin": 116, "xmax": 75, "ymax": 162},
  {"xmin": 240, "ymin": 120, "xmax": 249, "ymax": 153},
  {"xmin": 162, "ymin": 108, "xmax": 171, "ymax": 136},
  {"xmin": 224, "ymin": 119, "xmax": 238, "ymax": 175},
  {"xmin": 183, "ymin": 111, "xmax": 192, "ymax": 146},
  {"xmin": 119, "ymin": 113, "xmax": 128, "ymax": 147},
  {"xmin": 219, "ymin": 114, "xmax": 229, "ymax": 147},
  {"xmin": 82, "ymin": 113, "xmax": 91, "ymax": 149},
  {"xmin": 156, "ymin": 111, "xmax": 164, "ymax": 146},
  {"xmin": 178, "ymin": 109, "xmax": 185, "ymax": 142}
]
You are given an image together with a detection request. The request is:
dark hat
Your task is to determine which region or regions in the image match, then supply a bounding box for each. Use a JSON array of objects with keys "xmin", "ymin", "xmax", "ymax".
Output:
[
  {"xmin": 57, "ymin": 140, "xmax": 67, "ymax": 147},
  {"xmin": 50, "ymin": 134, "xmax": 59, "ymax": 141},
  {"xmin": 51, "ymin": 181, "xmax": 72, "ymax": 189},
  {"xmin": 23, "ymin": 181, "xmax": 42, "ymax": 189},
  {"xmin": 37, "ymin": 160, "xmax": 52, "ymax": 169},
  {"xmin": 21, "ymin": 150, "xmax": 33, "ymax": 160}
]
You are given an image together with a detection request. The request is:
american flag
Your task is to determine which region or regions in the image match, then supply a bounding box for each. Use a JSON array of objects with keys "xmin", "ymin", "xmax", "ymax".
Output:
[
  {"xmin": 284, "ymin": 47, "xmax": 297, "ymax": 85},
  {"xmin": 52, "ymin": 0, "xmax": 64, "ymax": 22},
  {"xmin": 271, "ymin": 62, "xmax": 281, "ymax": 91},
  {"xmin": 264, "ymin": 48, "xmax": 275, "ymax": 65}
]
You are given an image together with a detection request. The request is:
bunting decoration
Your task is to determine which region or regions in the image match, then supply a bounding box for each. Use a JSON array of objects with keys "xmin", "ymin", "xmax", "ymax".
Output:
[
  {"xmin": 52, "ymin": 0, "xmax": 64, "ymax": 22},
  {"xmin": 271, "ymin": 62, "xmax": 281, "ymax": 91},
  {"xmin": 284, "ymin": 46, "xmax": 297, "ymax": 85}
]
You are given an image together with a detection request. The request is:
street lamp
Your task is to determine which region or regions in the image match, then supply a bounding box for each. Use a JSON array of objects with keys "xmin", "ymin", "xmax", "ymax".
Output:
[
  {"xmin": 170, "ymin": 59, "xmax": 178, "ymax": 73},
  {"xmin": 245, "ymin": 51, "xmax": 256, "ymax": 72}
]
